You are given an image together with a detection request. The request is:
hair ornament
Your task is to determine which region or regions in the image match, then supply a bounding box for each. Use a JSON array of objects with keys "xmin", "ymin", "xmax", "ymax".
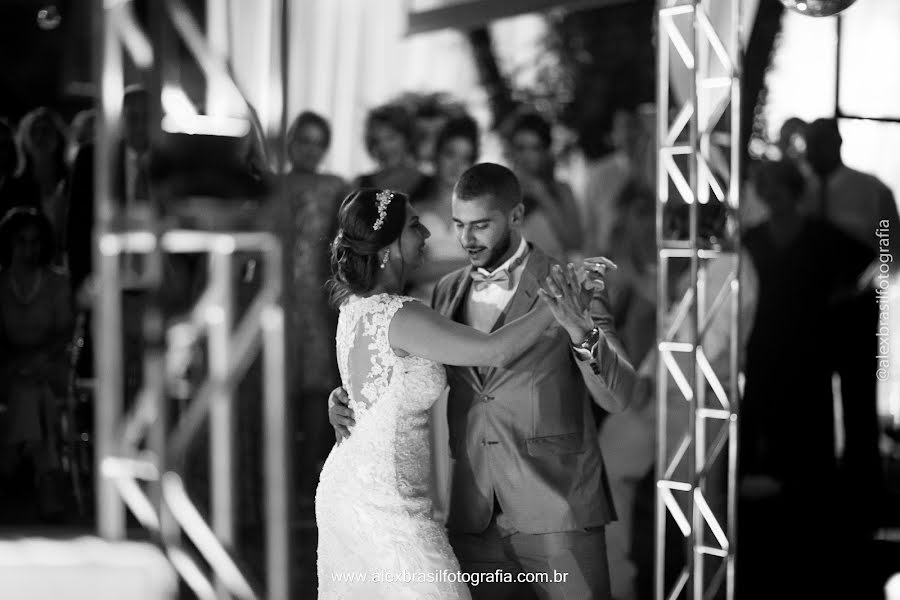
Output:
[{"xmin": 372, "ymin": 190, "xmax": 394, "ymax": 231}]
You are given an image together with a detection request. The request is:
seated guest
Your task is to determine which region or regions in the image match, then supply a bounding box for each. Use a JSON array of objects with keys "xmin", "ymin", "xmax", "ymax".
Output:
[{"xmin": 0, "ymin": 207, "xmax": 73, "ymax": 521}]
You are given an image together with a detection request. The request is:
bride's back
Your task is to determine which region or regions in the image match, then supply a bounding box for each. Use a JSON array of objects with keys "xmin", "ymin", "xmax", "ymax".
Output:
[
  {"xmin": 337, "ymin": 294, "xmax": 445, "ymax": 427},
  {"xmin": 331, "ymin": 294, "xmax": 445, "ymax": 494},
  {"xmin": 317, "ymin": 291, "xmax": 465, "ymax": 598}
]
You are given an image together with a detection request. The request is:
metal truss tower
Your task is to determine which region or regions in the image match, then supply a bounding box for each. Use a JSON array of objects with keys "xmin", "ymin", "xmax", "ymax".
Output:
[
  {"xmin": 655, "ymin": 0, "xmax": 742, "ymax": 599},
  {"xmin": 93, "ymin": 1, "xmax": 288, "ymax": 598}
]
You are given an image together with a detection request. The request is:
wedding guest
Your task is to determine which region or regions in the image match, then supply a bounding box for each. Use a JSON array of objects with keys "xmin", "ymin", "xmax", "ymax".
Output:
[
  {"xmin": 406, "ymin": 114, "xmax": 477, "ymax": 301},
  {"xmin": 740, "ymin": 159, "xmax": 874, "ymax": 599},
  {"xmin": 503, "ymin": 110, "xmax": 582, "ymax": 261},
  {"xmin": 0, "ymin": 207, "xmax": 72, "ymax": 521},
  {"xmin": 599, "ymin": 187, "xmax": 758, "ymax": 600},
  {"xmin": 355, "ymin": 104, "xmax": 427, "ymax": 196},
  {"xmin": 66, "ymin": 85, "xmax": 150, "ymax": 294},
  {"xmin": 580, "ymin": 109, "xmax": 633, "ymax": 258},
  {"xmin": 17, "ymin": 108, "xmax": 69, "ymax": 265},
  {"xmin": 803, "ymin": 118, "xmax": 892, "ymax": 537},
  {"xmin": 64, "ymin": 85, "xmax": 154, "ymax": 417},
  {"xmin": 65, "ymin": 109, "xmax": 96, "ymax": 167},
  {"xmin": 776, "ymin": 117, "xmax": 807, "ymax": 165},
  {"xmin": 741, "ymin": 117, "xmax": 811, "ymax": 230},
  {"xmin": 0, "ymin": 118, "xmax": 38, "ymax": 220},
  {"xmin": 595, "ymin": 181, "xmax": 657, "ymax": 600},
  {"xmin": 283, "ymin": 111, "xmax": 348, "ymax": 502}
]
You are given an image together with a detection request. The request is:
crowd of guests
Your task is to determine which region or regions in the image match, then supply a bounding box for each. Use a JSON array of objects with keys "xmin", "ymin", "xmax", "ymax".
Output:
[
  {"xmin": 0, "ymin": 89, "xmax": 603, "ymax": 524},
  {"xmin": 0, "ymin": 86, "xmax": 895, "ymax": 598},
  {"xmin": 0, "ymin": 88, "xmax": 152, "ymax": 523},
  {"xmin": 737, "ymin": 118, "xmax": 895, "ymax": 599},
  {"xmin": 0, "ymin": 106, "xmax": 88, "ymax": 522},
  {"xmin": 598, "ymin": 115, "xmax": 896, "ymax": 600}
]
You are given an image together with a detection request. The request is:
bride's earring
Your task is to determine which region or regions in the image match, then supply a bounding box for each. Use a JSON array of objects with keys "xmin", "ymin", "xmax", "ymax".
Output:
[{"xmin": 380, "ymin": 249, "xmax": 391, "ymax": 269}]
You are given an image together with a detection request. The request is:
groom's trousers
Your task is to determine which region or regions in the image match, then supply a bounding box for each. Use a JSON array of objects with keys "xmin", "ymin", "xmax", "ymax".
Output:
[{"xmin": 449, "ymin": 506, "xmax": 611, "ymax": 600}]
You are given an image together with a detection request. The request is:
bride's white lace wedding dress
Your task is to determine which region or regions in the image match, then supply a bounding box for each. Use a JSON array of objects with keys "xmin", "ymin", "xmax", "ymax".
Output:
[{"xmin": 315, "ymin": 293, "xmax": 470, "ymax": 600}]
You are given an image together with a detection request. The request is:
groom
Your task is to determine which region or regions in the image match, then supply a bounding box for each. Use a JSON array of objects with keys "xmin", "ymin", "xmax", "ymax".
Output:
[{"xmin": 329, "ymin": 163, "xmax": 636, "ymax": 599}]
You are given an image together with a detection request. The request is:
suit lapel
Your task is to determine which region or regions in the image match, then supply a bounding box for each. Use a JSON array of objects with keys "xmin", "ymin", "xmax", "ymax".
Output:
[
  {"xmin": 437, "ymin": 266, "xmax": 485, "ymax": 390},
  {"xmin": 441, "ymin": 265, "xmax": 473, "ymax": 320},
  {"xmin": 481, "ymin": 245, "xmax": 550, "ymax": 389}
]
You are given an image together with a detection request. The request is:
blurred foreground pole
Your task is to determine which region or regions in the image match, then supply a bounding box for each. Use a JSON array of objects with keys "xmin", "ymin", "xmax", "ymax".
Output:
[{"xmin": 93, "ymin": 0, "xmax": 289, "ymax": 598}]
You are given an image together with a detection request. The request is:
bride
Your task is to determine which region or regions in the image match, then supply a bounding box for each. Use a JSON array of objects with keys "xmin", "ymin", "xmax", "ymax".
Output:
[{"xmin": 315, "ymin": 188, "xmax": 566, "ymax": 599}]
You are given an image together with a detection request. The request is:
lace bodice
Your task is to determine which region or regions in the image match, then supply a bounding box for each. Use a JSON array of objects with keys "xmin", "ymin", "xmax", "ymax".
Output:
[
  {"xmin": 337, "ymin": 293, "xmax": 445, "ymax": 421},
  {"xmin": 316, "ymin": 293, "xmax": 468, "ymax": 600}
]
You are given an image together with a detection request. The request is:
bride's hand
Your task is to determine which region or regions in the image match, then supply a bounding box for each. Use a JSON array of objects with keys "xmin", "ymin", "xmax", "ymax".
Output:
[{"xmin": 537, "ymin": 263, "xmax": 594, "ymax": 343}]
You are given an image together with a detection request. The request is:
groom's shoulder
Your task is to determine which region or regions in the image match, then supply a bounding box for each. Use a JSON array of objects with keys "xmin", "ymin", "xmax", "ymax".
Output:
[
  {"xmin": 434, "ymin": 266, "xmax": 468, "ymax": 296},
  {"xmin": 525, "ymin": 243, "xmax": 558, "ymax": 276}
]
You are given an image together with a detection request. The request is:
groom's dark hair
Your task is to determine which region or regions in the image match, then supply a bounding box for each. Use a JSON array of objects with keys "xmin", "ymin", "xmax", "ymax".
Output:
[{"xmin": 454, "ymin": 163, "xmax": 522, "ymax": 212}]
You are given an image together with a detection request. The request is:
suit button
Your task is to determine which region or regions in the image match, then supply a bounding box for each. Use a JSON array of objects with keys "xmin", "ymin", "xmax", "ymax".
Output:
[{"xmin": 479, "ymin": 394, "xmax": 493, "ymax": 402}]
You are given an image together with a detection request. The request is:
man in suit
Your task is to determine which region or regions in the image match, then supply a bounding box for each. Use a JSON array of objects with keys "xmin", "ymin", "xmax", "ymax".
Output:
[
  {"xmin": 329, "ymin": 163, "xmax": 636, "ymax": 599},
  {"xmin": 67, "ymin": 84, "xmax": 151, "ymax": 294}
]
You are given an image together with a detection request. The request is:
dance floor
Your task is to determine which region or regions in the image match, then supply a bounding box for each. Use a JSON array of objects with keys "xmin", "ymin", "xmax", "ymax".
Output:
[{"xmin": 1, "ymin": 462, "xmax": 898, "ymax": 599}]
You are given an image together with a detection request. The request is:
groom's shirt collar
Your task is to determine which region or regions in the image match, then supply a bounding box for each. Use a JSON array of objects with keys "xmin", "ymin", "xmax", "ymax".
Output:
[
  {"xmin": 466, "ymin": 237, "xmax": 530, "ymax": 327},
  {"xmin": 474, "ymin": 236, "xmax": 529, "ymax": 277}
]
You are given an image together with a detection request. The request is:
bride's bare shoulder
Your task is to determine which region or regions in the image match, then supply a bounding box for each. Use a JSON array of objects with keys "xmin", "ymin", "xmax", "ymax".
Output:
[{"xmin": 387, "ymin": 298, "xmax": 430, "ymax": 357}]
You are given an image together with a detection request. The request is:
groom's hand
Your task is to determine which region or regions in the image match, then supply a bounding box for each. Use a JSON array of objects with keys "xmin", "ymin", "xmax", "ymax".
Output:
[
  {"xmin": 538, "ymin": 263, "xmax": 594, "ymax": 343},
  {"xmin": 328, "ymin": 387, "xmax": 355, "ymax": 443}
]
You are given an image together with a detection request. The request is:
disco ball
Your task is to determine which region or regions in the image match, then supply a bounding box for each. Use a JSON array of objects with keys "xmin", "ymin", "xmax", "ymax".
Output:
[
  {"xmin": 36, "ymin": 5, "xmax": 62, "ymax": 30},
  {"xmin": 779, "ymin": 0, "xmax": 858, "ymax": 17}
]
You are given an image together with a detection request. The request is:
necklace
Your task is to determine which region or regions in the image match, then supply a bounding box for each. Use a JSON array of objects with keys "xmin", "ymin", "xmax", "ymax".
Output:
[{"xmin": 10, "ymin": 269, "xmax": 43, "ymax": 304}]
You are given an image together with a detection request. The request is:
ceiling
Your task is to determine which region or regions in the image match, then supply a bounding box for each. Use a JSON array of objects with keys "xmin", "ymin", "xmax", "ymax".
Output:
[{"xmin": 0, "ymin": 0, "xmax": 92, "ymax": 121}]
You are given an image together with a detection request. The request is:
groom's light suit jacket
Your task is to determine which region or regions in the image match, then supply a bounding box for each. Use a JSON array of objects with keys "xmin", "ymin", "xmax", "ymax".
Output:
[{"xmin": 432, "ymin": 245, "xmax": 636, "ymax": 535}]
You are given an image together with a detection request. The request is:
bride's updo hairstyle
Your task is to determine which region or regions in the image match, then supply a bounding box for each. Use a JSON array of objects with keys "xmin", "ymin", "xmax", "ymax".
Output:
[{"xmin": 328, "ymin": 188, "xmax": 408, "ymax": 307}]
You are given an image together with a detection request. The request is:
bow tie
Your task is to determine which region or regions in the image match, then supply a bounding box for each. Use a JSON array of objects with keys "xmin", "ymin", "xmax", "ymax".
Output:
[
  {"xmin": 469, "ymin": 249, "xmax": 528, "ymax": 292},
  {"xmin": 470, "ymin": 268, "xmax": 512, "ymax": 291}
]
